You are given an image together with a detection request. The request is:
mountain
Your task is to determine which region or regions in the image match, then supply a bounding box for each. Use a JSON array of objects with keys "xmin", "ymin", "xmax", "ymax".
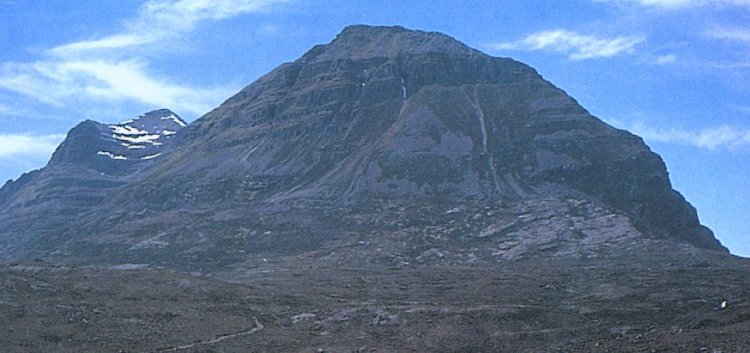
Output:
[
  {"xmin": 0, "ymin": 25, "xmax": 728, "ymax": 269},
  {"xmin": 1, "ymin": 25, "xmax": 748, "ymax": 353},
  {"xmin": 0, "ymin": 109, "xmax": 186, "ymax": 257}
]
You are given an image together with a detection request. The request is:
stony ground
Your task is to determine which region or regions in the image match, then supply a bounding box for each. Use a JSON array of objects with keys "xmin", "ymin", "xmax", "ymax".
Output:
[{"xmin": 1, "ymin": 250, "xmax": 748, "ymax": 352}]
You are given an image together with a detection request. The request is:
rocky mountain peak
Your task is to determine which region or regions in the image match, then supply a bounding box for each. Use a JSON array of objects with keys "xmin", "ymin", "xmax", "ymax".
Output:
[
  {"xmin": 46, "ymin": 109, "xmax": 186, "ymax": 173},
  {"xmin": 120, "ymin": 108, "xmax": 186, "ymax": 133},
  {"xmin": 302, "ymin": 25, "xmax": 482, "ymax": 62}
]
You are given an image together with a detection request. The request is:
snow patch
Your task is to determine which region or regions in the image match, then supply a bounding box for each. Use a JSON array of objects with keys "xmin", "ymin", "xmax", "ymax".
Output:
[
  {"xmin": 97, "ymin": 151, "xmax": 127, "ymax": 160},
  {"xmin": 141, "ymin": 153, "xmax": 162, "ymax": 160},
  {"xmin": 114, "ymin": 133, "xmax": 161, "ymax": 145},
  {"xmin": 161, "ymin": 114, "xmax": 186, "ymax": 127},
  {"xmin": 466, "ymin": 88, "xmax": 502, "ymax": 193},
  {"xmin": 110, "ymin": 125, "xmax": 148, "ymax": 135},
  {"xmin": 162, "ymin": 130, "xmax": 177, "ymax": 136}
]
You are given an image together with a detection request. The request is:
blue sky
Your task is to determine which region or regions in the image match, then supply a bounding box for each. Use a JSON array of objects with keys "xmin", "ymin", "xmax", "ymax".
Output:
[{"xmin": 0, "ymin": 0, "xmax": 748, "ymax": 256}]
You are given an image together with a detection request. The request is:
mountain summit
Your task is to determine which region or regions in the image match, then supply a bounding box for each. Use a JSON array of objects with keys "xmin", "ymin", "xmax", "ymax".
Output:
[
  {"xmin": 302, "ymin": 25, "xmax": 481, "ymax": 61},
  {"xmin": 48, "ymin": 108, "xmax": 185, "ymax": 173},
  {"xmin": 0, "ymin": 25, "xmax": 726, "ymax": 269}
]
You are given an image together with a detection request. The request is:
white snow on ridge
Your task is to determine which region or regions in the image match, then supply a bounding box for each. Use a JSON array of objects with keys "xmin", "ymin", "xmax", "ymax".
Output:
[
  {"xmin": 100, "ymin": 114, "xmax": 185, "ymax": 161},
  {"xmin": 110, "ymin": 125, "xmax": 148, "ymax": 136},
  {"xmin": 162, "ymin": 114, "xmax": 186, "ymax": 127},
  {"xmin": 97, "ymin": 151, "xmax": 128, "ymax": 160},
  {"xmin": 141, "ymin": 153, "xmax": 162, "ymax": 160},
  {"xmin": 114, "ymin": 133, "xmax": 161, "ymax": 145}
]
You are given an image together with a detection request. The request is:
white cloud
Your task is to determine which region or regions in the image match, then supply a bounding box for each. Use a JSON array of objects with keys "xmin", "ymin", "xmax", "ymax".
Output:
[
  {"xmin": 0, "ymin": 133, "xmax": 65, "ymax": 159},
  {"xmin": 0, "ymin": 59, "xmax": 235, "ymax": 115},
  {"xmin": 597, "ymin": 0, "xmax": 750, "ymax": 8},
  {"xmin": 630, "ymin": 122, "xmax": 750, "ymax": 150},
  {"xmin": 491, "ymin": 30, "xmax": 644, "ymax": 60},
  {"xmin": 50, "ymin": 34, "xmax": 155, "ymax": 56},
  {"xmin": 50, "ymin": 0, "xmax": 289, "ymax": 55},
  {"xmin": 655, "ymin": 53, "xmax": 677, "ymax": 64},
  {"xmin": 707, "ymin": 27, "xmax": 750, "ymax": 42},
  {"xmin": 0, "ymin": 0, "xmax": 288, "ymax": 118}
]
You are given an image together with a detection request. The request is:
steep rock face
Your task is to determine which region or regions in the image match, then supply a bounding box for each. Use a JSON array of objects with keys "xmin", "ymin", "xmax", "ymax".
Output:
[
  {"xmin": 121, "ymin": 26, "xmax": 722, "ymax": 250},
  {"xmin": 0, "ymin": 25, "xmax": 726, "ymax": 266}
]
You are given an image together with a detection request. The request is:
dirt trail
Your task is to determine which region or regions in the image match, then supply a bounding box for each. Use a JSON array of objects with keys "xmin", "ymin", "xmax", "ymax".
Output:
[{"xmin": 155, "ymin": 317, "xmax": 264, "ymax": 352}]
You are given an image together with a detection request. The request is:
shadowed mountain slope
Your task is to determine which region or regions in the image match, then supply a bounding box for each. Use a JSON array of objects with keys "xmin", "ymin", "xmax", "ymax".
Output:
[{"xmin": 0, "ymin": 25, "xmax": 727, "ymax": 268}]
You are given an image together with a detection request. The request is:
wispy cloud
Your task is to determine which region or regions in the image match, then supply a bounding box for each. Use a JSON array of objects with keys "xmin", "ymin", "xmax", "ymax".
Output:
[
  {"xmin": 703, "ymin": 27, "xmax": 750, "ymax": 70},
  {"xmin": 0, "ymin": 59, "xmax": 235, "ymax": 115},
  {"xmin": 706, "ymin": 27, "xmax": 750, "ymax": 42},
  {"xmin": 50, "ymin": 0, "xmax": 288, "ymax": 55},
  {"xmin": 655, "ymin": 53, "xmax": 677, "ymax": 64},
  {"xmin": 597, "ymin": 0, "xmax": 750, "ymax": 9},
  {"xmin": 491, "ymin": 30, "xmax": 644, "ymax": 60},
  {"xmin": 0, "ymin": 133, "xmax": 66, "ymax": 159},
  {"xmin": 630, "ymin": 122, "xmax": 750, "ymax": 150},
  {"xmin": 0, "ymin": 0, "xmax": 288, "ymax": 117}
]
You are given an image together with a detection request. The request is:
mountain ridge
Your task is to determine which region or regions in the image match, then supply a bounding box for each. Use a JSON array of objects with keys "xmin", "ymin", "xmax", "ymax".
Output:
[
  {"xmin": 0, "ymin": 25, "xmax": 728, "ymax": 269},
  {"xmin": 0, "ymin": 109, "xmax": 186, "ymax": 257}
]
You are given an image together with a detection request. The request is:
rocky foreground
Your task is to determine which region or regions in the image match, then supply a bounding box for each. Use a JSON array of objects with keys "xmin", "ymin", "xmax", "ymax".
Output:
[{"xmin": 2, "ymin": 249, "xmax": 747, "ymax": 352}]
